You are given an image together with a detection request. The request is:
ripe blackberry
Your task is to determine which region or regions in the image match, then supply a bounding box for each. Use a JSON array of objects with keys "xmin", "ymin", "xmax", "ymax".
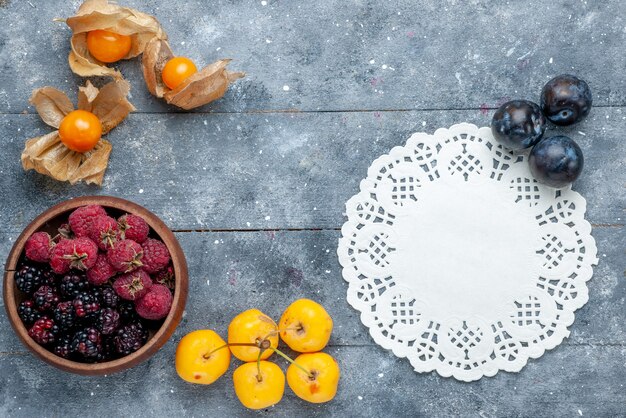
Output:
[
  {"xmin": 100, "ymin": 286, "xmax": 120, "ymax": 309},
  {"xmin": 28, "ymin": 316, "xmax": 58, "ymax": 345},
  {"xmin": 53, "ymin": 334, "xmax": 74, "ymax": 359},
  {"xmin": 117, "ymin": 301, "xmax": 139, "ymax": 323},
  {"xmin": 71, "ymin": 327, "xmax": 102, "ymax": 360},
  {"xmin": 17, "ymin": 300, "xmax": 42, "ymax": 326},
  {"xmin": 33, "ymin": 285, "xmax": 60, "ymax": 311},
  {"xmin": 53, "ymin": 301, "xmax": 77, "ymax": 331},
  {"xmin": 73, "ymin": 291, "xmax": 101, "ymax": 319},
  {"xmin": 59, "ymin": 273, "xmax": 90, "ymax": 300},
  {"xmin": 100, "ymin": 336, "xmax": 118, "ymax": 362},
  {"xmin": 113, "ymin": 322, "xmax": 148, "ymax": 356},
  {"xmin": 15, "ymin": 264, "xmax": 55, "ymax": 295},
  {"xmin": 96, "ymin": 308, "xmax": 120, "ymax": 335}
]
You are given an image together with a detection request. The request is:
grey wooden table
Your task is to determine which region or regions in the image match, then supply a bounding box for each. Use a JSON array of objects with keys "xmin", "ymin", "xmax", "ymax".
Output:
[{"xmin": 0, "ymin": 0, "xmax": 625, "ymax": 416}]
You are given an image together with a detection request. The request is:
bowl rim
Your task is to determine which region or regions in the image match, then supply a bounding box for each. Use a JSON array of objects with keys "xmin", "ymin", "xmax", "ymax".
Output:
[{"xmin": 3, "ymin": 196, "xmax": 188, "ymax": 375}]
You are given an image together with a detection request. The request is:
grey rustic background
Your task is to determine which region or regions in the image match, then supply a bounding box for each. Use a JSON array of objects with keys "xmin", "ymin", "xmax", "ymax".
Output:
[{"xmin": 0, "ymin": 0, "xmax": 625, "ymax": 417}]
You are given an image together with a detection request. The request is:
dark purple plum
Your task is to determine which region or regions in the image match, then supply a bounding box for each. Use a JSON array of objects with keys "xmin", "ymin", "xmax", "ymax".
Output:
[
  {"xmin": 529, "ymin": 135, "xmax": 583, "ymax": 188},
  {"xmin": 491, "ymin": 100, "xmax": 546, "ymax": 150},
  {"xmin": 540, "ymin": 74, "xmax": 592, "ymax": 126}
]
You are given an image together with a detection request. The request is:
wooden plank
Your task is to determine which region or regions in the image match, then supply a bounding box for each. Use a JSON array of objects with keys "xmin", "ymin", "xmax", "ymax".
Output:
[
  {"xmin": 0, "ymin": 0, "xmax": 625, "ymax": 113},
  {"xmin": 0, "ymin": 344, "xmax": 623, "ymax": 417},
  {"xmin": 1, "ymin": 228, "xmax": 623, "ymax": 350},
  {"xmin": 0, "ymin": 108, "xmax": 624, "ymax": 232}
]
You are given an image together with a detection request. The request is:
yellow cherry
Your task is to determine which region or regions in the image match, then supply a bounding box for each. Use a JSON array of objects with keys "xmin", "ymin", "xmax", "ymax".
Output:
[
  {"xmin": 228, "ymin": 308, "xmax": 278, "ymax": 362},
  {"xmin": 175, "ymin": 330, "xmax": 230, "ymax": 385},
  {"xmin": 279, "ymin": 299, "xmax": 333, "ymax": 352},
  {"xmin": 233, "ymin": 361, "xmax": 285, "ymax": 410},
  {"xmin": 287, "ymin": 352, "xmax": 340, "ymax": 403}
]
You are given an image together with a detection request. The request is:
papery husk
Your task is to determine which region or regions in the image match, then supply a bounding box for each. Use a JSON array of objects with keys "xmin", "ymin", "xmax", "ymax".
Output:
[
  {"xmin": 21, "ymin": 80, "xmax": 134, "ymax": 186},
  {"xmin": 66, "ymin": 0, "xmax": 167, "ymax": 79},
  {"xmin": 29, "ymin": 87, "xmax": 74, "ymax": 129},
  {"xmin": 21, "ymin": 132, "xmax": 112, "ymax": 186},
  {"xmin": 142, "ymin": 38, "xmax": 245, "ymax": 110}
]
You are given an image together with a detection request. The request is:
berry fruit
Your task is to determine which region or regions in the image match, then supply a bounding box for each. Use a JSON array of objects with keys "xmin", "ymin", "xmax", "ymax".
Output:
[
  {"xmin": 175, "ymin": 330, "xmax": 231, "ymax": 385},
  {"xmin": 86, "ymin": 253, "xmax": 116, "ymax": 286},
  {"xmin": 99, "ymin": 286, "xmax": 120, "ymax": 309},
  {"xmin": 72, "ymin": 327, "xmax": 102, "ymax": 359},
  {"xmin": 68, "ymin": 205, "xmax": 106, "ymax": 238},
  {"xmin": 59, "ymin": 273, "xmax": 90, "ymax": 299},
  {"xmin": 88, "ymin": 215, "xmax": 119, "ymax": 250},
  {"xmin": 233, "ymin": 361, "xmax": 285, "ymax": 410},
  {"xmin": 286, "ymin": 352, "xmax": 340, "ymax": 404},
  {"xmin": 96, "ymin": 308, "xmax": 121, "ymax": 335},
  {"xmin": 53, "ymin": 301, "xmax": 77, "ymax": 331},
  {"xmin": 33, "ymin": 285, "xmax": 60, "ymax": 311},
  {"xmin": 113, "ymin": 322, "xmax": 148, "ymax": 356},
  {"xmin": 73, "ymin": 291, "xmax": 101, "ymax": 319},
  {"xmin": 228, "ymin": 309, "xmax": 279, "ymax": 362},
  {"xmin": 491, "ymin": 100, "xmax": 546, "ymax": 150},
  {"xmin": 15, "ymin": 264, "xmax": 54, "ymax": 295},
  {"xmin": 529, "ymin": 135, "xmax": 584, "ymax": 188},
  {"xmin": 540, "ymin": 74, "xmax": 592, "ymax": 126},
  {"xmin": 86, "ymin": 30, "xmax": 132, "ymax": 63},
  {"xmin": 134, "ymin": 284, "xmax": 172, "ymax": 320},
  {"xmin": 50, "ymin": 237, "xmax": 98, "ymax": 274},
  {"xmin": 162, "ymin": 57, "xmax": 197, "ymax": 90},
  {"xmin": 118, "ymin": 214, "xmax": 149, "ymax": 243},
  {"xmin": 53, "ymin": 334, "xmax": 74, "ymax": 359},
  {"xmin": 117, "ymin": 301, "xmax": 139, "ymax": 323},
  {"xmin": 113, "ymin": 270, "xmax": 153, "ymax": 301},
  {"xmin": 279, "ymin": 299, "xmax": 333, "ymax": 353},
  {"xmin": 140, "ymin": 239, "xmax": 171, "ymax": 274},
  {"xmin": 153, "ymin": 264, "xmax": 175, "ymax": 290},
  {"xmin": 59, "ymin": 110, "xmax": 103, "ymax": 153},
  {"xmin": 107, "ymin": 239, "xmax": 143, "ymax": 272},
  {"xmin": 28, "ymin": 316, "xmax": 58, "ymax": 345},
  {"xmin": 18, "ymin": 300, "xmax": 42, "ymax": 326},
  {"xmin": 25, "ymin": 232, "xmax": 54, "ymax": 263}
]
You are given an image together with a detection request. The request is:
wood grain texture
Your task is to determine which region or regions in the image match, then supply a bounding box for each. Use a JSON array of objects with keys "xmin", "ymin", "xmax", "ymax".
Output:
[{"xmin": 0, "ymin": 0, "xmax": 624, "ymax": 416}]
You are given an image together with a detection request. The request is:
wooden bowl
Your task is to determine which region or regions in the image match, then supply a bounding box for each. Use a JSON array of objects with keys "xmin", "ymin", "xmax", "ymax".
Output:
[{"xmin": 3, "ymin": 196, "xmax": 188, "ymax": 375}]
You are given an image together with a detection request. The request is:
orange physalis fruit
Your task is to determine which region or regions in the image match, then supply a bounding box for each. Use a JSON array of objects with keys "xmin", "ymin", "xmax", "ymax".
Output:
[
  {"xmin": 161, "ymin": 57, "xmax": 198, "ymax": 90},
  {"xmin": 59, "ymin": 110, "xmax": 102, "ymax": 153},
  {"xmin": 86, "ymin": 30, "xmax": 132, "ymax": 63}
]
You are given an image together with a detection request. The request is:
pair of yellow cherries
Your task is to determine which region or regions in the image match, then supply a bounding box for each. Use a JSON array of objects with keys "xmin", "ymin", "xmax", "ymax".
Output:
[{"xmin": 59, "ymin": 29, "xmax": 196, "ymax": 153}]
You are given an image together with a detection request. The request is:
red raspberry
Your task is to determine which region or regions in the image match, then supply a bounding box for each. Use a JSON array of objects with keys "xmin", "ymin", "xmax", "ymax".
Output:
[
  {"xmin": 140, "ymin": 238, "xmax": 170, "ymax": 274},
  {"xmin": 107, "ymin": 239, "xmax": 143, "ymax": 272},
  {"xmin": 118, "ymin": 214, "xmax": 149, "ymax": 244},
  {"xmin": 86, "ymin": 253, "xmax": 116, "ymax": 285},
  {"xmin": 68, "ymin": 205, "xmax": 107, "ymax": 238},
  {"xmin": 50, "ymin": 237, "xmax": 98, "ymax": 274},
  {"xmin": 28, "ymin": 316, "xmax": 58, "ymax": 344},
  {"xmin": 57, "ymin": 223, "xmax": 73, "ymax": 240},
  {"xmin": 153, "ymin": 264, "xmax": 175, "ymax": 290},
  {"xmin": 113, "ymin": 270, "xmax": 153, "ymax": 301},
  {"xmin": 88, "ymin": 215, "xmax": 119, "ymax": 250},
  {"xmin": 25, "ymin": 232, "xmax": 54, "ymax": 262},
  {"xmin": 135, "ymin": 284, "xmax": 172, "ymax": 320}
]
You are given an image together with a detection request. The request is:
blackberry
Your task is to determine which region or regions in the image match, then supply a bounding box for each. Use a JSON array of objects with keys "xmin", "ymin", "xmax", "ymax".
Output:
[
  {"xmin": 59, "ymin": 273, "xmax": 90, "ymax": 300},
  {"xmin": 28, "ymin": 316, "xmax": 58, "ymax": 345},
  {"xmin": 33, "ymin": 285, "xmax": 60, "ymax": 311},
  {"xmin": 15, "ymin": 264, "xmax": 55, "ymax": 295},
  {"xmin": 117, "ymin": 301, "xmax": 138, "ymax": 323},
  {"xmin": 71, "ymin": 327, "xmax": 102, "ymax": 360},
  {"xmin": 17, "ymin": 300, "xmax": 42, "ymax": 326},
  {"xmin": 53, "ymin": 301, "xmax": 77, "ymax": 331},
  {"xmin": 73, "ymin": 291, "xmax": 101, "ymax": 319},
  {"xmin": 100, "ymin": 336, "xmax": 118, "ymax": 362},
  {"xmin": 100, "ymin": 286, "xmax": 120, "ymax": 309},
  {"xmin": 113, "ymin": 322, "xmax": 148, "ymax": 356},
  {"xmin": 53, "ymin": 334, "xmax": 74, "ymax": 359},
  {"xmin": 96, "ymin": 308, "xmax": 120, "ymax": 335}
]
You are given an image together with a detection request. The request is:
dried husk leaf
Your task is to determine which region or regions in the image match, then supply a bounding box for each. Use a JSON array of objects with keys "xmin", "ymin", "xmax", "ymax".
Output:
[
  {"xmin": 21, "ymin": 131, "xmax": 112, "ymax": 186},
  {"xmin": 142, "ymin": 38, "xmax": 245, "ymax": 110},
  {"xmin": 29, "ymin": 88, "xmax": 74, "ymax": 129},
  {"xmin": 141, "ymin": 37, "xmax": 174, "ymax": 98},
  {"xmin": 79, "ymin": 79, "xmax": 136, "ymax": 134},
  {"xmin": 66, "ymin": 0, "xmax": 167, "ymax": 78}
]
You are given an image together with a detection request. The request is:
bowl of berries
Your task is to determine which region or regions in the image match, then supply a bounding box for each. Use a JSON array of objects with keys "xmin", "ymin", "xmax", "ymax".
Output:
[{"xmin": 3, "ymin": 196, "xmax": 188, "ymax": 375}]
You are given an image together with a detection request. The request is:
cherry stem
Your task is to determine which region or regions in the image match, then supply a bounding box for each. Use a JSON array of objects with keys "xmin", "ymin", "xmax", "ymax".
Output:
[
  {"xmin": 202, "ymin": 342, "xmax": 257, "ymax": 359},
  {"xmin": 271, "ymin": 347, "xmax": 313, "ymax": 379},
  {"xmin": 52, "ymin": 18, "xmax": 66, "ymax": 23},
  {"xmin": 256, "ymin": 350, "xmax": 263, "ymax": 382}
]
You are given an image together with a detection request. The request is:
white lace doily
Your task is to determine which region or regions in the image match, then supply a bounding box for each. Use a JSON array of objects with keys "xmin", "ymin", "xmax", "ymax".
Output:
[{"xmin": 337, "ymin": 123, "xmax": 598, "ymax": 382}]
